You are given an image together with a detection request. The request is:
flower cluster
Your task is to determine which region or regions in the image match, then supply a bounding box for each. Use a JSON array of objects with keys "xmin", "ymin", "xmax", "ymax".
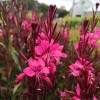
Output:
[
  {"xmin": 16, "ymin": 6, "xmax": 67, "ymax": 96},
  {"xmin": 60, "ymin": 19, "xmax": 100, "ymax": 100}
]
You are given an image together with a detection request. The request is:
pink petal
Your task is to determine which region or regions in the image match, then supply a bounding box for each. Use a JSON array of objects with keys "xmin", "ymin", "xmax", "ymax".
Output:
[
  {"xmin": 72, "ymin": 96, "xmax": 81, "ymax": 100},
  {"xmin": 76, "ymin": 83, "xmax": 80, "ymax": 96},
  {"xmin": 35, "ymin": 40, "xmax": 49, "ymax": 55},
  {"xmin": 38, "ymin": 58, "xmax": 45, "ymax": 67},
  {"xmin": 39, "ymin": 32, "xmax": 48, "ymax": 40},
  {"xmin": 23, "ymin": 67, "xmax": 35, "ymax": 77},
  {"xmin": 41, "ymin": 67, "xmax": 49, "ymax": 74},
  {"xmin": 51, "ymin": 50, "xmax": 67, "ymax": 58},
  {"xmin": 49, "ymin": 63, "xmax": 56, "ymax": 74},
  {"xmin": 75, "ymin": 61, "xmax": 83, "ymax": 69},
  {"xmin": 93, "ymin": 96, "xmax": 97, "ymax": 100},
  {"xmin": 35, "ymin": 46, "xmax": 43, "ymax": 55},
  {"xmin": 71, "ymin": 70, "xmax": 80, "ymax": 77},
  {"xmin": 16, "ymin": 73, "xmax": 25, "ymax": 84},
  {"xmin": 28, "ymin": 58, "xmax": 39, "ymax": 68},
  {"xmin": 60, "ymin": 91, "xmax": 66, "ymax": 97}
]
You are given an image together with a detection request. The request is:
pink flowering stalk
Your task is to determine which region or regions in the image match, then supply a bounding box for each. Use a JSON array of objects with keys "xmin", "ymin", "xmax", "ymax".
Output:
[
  {"xmin": 80, "ymin": 32, "xmax": 100, "ymax": 48},
  {"xmin": 60, "ymin": 10, "xmax": 100, "ymax": 99},
  {"xmin": 15, "ymin": 5, "xmax": 67, "ymax": 100}
]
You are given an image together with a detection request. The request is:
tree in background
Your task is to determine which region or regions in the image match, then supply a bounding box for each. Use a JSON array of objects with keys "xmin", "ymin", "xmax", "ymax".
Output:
[
  {"xmin": 28, "ymin": 0, "xmax": 69, "ymax": 17},
  {"xmin": 57, "ymin": 6, "xmax": 69, "ymax": 18}
]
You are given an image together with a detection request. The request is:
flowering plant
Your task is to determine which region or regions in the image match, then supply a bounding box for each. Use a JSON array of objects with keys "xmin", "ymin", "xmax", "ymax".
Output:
[{"xmin": 0, "ymin": 0, "xmax": 100, "ymax": 100}]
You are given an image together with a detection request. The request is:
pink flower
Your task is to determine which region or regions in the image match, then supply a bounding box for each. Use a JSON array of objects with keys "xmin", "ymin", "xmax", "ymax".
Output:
[
  {"xmin": 69, "ymin": 58, "xmax": 95, "ymax": 84},
  {"xmin": 35, "ymin": 39, "xmax": 67, "ymax": 63},
  {"xmin": 21, "ymin": 20, "xmax": 31, "ymax": 30},
  {"xmin": 60, "ymin": 91, "xmax": 67, "ymax": 97},
  {"xmin": 23, "ymin": 58, "xmax": 49, "ymax": 77},
  {"xmin": 35, "ymin": 40, "xmax": 49, "ymax": 56},
  {"xmin": 69, "ymin": 60, "xmax": 83, "ymax": 76},
  {"xmin": 81, "ymin": 32, "xmax": 100, "ymax": 48},
  {"xmin": 93, "ymin": 96, "xmax": 97, "ymax": 100},
  {"xmin": 16, "ymin": 57, "xmax": 50, "ymax": 83},
  {"xmin": 49, "ymin": 40, "xmax": 67, "ymax": 59}
]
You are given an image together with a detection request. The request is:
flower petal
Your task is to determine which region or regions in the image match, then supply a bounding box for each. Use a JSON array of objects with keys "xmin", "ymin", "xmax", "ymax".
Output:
[
  {"xmin": 16, "ymin": 73, "xmax": 25, "ymax": 84},
  {"xmin": 76, "ymin": 83, "xmax": 80, "ymax": 96},
  {"xmin": 23, "ymin": 67, "xmax": 35, "ymax": 77}
]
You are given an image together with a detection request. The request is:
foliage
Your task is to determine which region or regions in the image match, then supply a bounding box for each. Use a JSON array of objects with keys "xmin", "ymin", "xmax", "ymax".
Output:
[{"xmin": 57, "ymin": 8, "xmax": 69, "ymax": 18}]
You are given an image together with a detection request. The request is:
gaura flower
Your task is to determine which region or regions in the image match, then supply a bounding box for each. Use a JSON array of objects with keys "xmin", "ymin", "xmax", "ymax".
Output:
[
  {"xmin": 81, "ymin": 32, "xmax": 100, "ymax": 48},
  {"xmin": 21, "ymin": 20, "xmax": 31, "ymax": 30},
  {"xmin": 69, "ymin": 58, "xmax": 95, "ymax": 84},
  {"xmin": 23, "ymin": 57, "xmax": 49, "ymax": 77},
  {"xmin": 60, "ymin": 91, "xmax": 67, "ymax": 97},
  {"xmin": 16, "ymin": 57, "xmax": 50, "ymax": 84},
  {"xmin": 69, "ymin": 60, "xmax": 83, "ymax": 77},
  {"xmin": 35, "ymin": 39, "xmax": 67, "ymax": 63}
]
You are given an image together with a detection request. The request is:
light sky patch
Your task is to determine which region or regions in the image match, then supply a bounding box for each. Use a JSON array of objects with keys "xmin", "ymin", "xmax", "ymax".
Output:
[{"xmin": 37, "ymin": 0, "xmax": 100, "ymax": 11}]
